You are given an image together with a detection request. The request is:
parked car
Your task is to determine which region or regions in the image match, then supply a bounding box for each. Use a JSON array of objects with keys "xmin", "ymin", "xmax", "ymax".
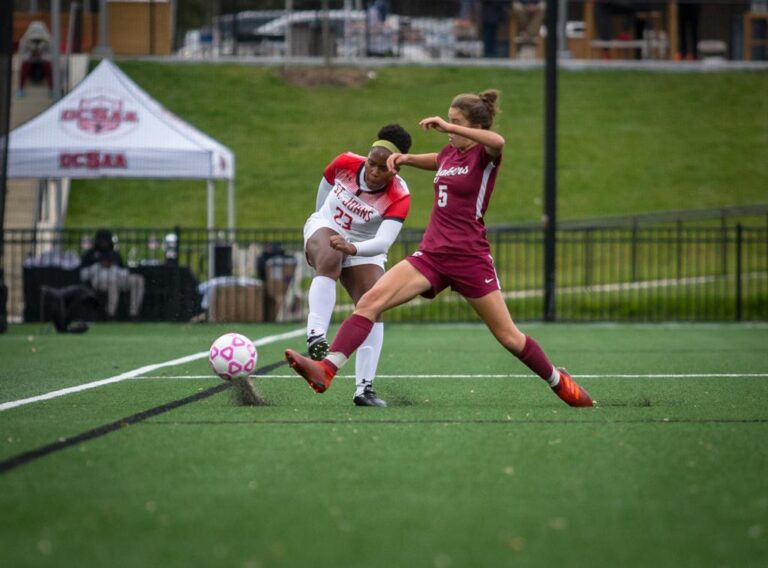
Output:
[
  {"xmin": 180, "ymin": 10, "xmax": 483, "ymax": 61},
  {"xmin": 200, "ymin": 9, "xmax": 399, "ymax": 57}
]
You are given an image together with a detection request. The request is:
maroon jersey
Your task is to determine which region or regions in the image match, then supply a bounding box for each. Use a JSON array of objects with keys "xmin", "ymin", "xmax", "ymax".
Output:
[{"xmin": 419, "ymin": 143, "xmax": 502, "ymax": 256}]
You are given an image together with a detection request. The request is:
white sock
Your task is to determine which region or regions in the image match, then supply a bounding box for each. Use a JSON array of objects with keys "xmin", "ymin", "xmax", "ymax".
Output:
[
  {"xmin": 326, "ymin": 352, "xmax": 348, "ymax": 370},
  {"xmin": 306, "ymin": 275, "xmax": 336, "ymax": 339},
  {"xmin": 547, "ymin": 367, "xmax": 561, "ymax": 388},
  {"xmin": 354, "ymin": 322, "xmax": 383, "ymax": 396}
]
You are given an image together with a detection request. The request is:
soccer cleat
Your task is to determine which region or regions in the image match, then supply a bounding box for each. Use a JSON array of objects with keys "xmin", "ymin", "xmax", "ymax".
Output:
[
  {"xmin": 285, "ymin": 349, "xmax": 334, "ymax": 393},
  {"xmin": 552, "ymin": 368, "xmax": 594, "ymax": 407},
  {"xmin": 353, "ymin": 385, "xmax": 387, "ymax": 407},
  {"xmin": 307, "ymin": 333, "xmax": 329, "ymax": 361}
]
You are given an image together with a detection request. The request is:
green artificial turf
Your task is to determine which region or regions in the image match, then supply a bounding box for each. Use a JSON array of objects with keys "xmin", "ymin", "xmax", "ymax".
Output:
[
  {"xmin": 64, "ymin": 63, "xmax": 768, "ymax": 229},
  {"xmin": 1, "ymin": 322, "xmax": 767, "ymax": 567}
]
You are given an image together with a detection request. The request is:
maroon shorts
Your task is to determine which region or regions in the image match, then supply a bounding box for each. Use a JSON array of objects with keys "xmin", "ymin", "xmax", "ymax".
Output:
[{"xmin": 405, "ymin": 250, "xmax": 500, "ymax": 299}]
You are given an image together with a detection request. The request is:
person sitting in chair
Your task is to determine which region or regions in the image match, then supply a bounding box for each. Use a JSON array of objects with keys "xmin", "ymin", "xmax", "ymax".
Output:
[
  {"xmin": 17, "ymin": 21, "xmax": 53, "ymax": 98},
  {"xmin": 512, "ymin": 0, "xmax": 545, "ymax": 44},
  {"xmin": 80, "ymin": 229, "xmax": 145, "ymax": 320}
]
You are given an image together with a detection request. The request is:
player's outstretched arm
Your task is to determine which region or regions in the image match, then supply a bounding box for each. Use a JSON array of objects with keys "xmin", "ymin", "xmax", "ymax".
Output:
[
  {"xmin": 386, "ymin": 152, "xmax": 438, "ymax": 174},
  {"xmin": 419, "ymin": 116, "xmax": 505, "ymax": 158}
]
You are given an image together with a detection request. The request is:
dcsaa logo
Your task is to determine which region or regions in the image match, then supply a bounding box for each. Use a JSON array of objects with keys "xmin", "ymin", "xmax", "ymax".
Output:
[{"xmin": 60, "ymin": 94, "xmax": 139, "ymax": 137}]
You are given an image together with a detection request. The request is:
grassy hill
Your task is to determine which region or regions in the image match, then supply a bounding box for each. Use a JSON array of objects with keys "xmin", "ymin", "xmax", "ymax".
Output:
[{"xmin": 65, "ymin": 62, "xmax": 768, "ymax": 229}]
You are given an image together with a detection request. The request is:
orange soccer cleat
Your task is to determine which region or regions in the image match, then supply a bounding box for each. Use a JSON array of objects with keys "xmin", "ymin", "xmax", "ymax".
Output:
[
  {"xmin": 284, "ymin": 349, "xmax": 335, "ymax": 393},
  {"xmin": 552, "ymin": 369, "xmax": 594, "ymax": 407}
]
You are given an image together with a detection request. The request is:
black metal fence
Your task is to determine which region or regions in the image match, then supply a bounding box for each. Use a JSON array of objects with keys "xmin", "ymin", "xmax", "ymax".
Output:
[
  {"xmin": 1, "ymin": 222, "xmax": 765, "ymax": 325},
  {"xmin": 0, "ymin": 1, "xmax": 13, "ymax": 333}
]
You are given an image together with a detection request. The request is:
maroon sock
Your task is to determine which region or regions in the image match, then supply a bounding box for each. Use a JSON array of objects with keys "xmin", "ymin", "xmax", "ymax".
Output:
[
  {"xmin": 327, "ymin": 314, "xmax": 374, "ymax": 369},
  {"xmin": 517, "ymin": 335, "xmax": 555, "ymax": 381}
]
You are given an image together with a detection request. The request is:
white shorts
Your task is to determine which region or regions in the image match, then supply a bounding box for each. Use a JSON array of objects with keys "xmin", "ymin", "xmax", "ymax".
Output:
[{"xmin": 303, "ymin": 212, "xmax": 387, "ymax": 270}]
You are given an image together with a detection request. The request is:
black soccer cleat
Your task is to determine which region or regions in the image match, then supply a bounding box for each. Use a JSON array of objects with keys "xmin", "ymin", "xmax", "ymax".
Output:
[
  {"xmin": 307, "ymin": 333, "xmax": 329, "ymax": 361},
  {"xmin": 353, "ymin": 385, "xmax": 387, "ymax": 407}
]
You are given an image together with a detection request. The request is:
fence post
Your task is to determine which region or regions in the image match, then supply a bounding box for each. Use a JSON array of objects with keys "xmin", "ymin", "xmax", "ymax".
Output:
[
  {"xmin": 543, "ymin": 0, "xmax": 559, "ymax": 322},
  {"xmin": 321, "ymin": 0, "xmax": 331, "ymax": 66},
  {"xmin": 232, "ymin": 5, "xmax": 239, "ymax": 56},
  {"xmin": 720, "ymin": 216, "xmax": 728, "ymax": 275},
  {"xmin": 363, "ymin": 0, "xmax": 371, "ymax": 56},
  {"xmin": 735, "ymin": 223, "xmax": 742, "ymax": 321},
  {"xmin": 676, "ymin": 220, "xmax": 683, "ymax": 281},
  {"xmin": 0, "ymin": 0, "xmax": 11, "ymax": 259},
  {"xmin": 584, "ymin": 229, "xmax": 592, "ymax": 286},
  {"xmin": 631, "ymin": 220, "xmax": 638, "ymax": 281}
]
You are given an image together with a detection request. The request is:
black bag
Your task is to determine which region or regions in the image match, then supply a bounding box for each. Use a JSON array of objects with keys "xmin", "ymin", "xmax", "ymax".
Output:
[{"xmin": 40, "ymin": 285, "xmax": 100, "ymax": 333}]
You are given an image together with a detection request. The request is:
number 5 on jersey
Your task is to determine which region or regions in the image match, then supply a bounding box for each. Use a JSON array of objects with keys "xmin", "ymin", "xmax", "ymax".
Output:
[
  {"xmin": 437, "ymin": 184, "xmax": 448, "ymax": 207},
  {"xmin": 334, "ymin": 207, "xmax": 353, "ymax": 230}
]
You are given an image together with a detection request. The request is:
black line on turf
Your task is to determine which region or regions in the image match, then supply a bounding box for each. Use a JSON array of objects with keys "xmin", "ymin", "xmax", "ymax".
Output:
[
  {"xmin": 142, "ymin": 418, "xmax": 768, "ymax": 425},
  {"xmin": 0, "ymin": 359, "xmax": 288, "ymax": 475}
]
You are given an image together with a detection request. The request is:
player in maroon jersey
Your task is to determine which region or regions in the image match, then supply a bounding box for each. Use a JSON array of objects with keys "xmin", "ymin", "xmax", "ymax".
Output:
[
  {"xmin": 302, "ymin": 124, "xmax": 412, "ymax": 407},
  {"xmin": 287, "ymin": 91, "xmax": 593, "ymax": 407}
]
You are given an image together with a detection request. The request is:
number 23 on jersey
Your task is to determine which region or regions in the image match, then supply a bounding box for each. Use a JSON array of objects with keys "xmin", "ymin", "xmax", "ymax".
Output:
[{"xmin": 334, "ymin": 207, "xmax": 353, "ymax": 230}]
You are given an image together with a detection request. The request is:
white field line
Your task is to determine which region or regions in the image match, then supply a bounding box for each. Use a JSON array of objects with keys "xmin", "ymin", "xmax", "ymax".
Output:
[
  {"xmin": 533, "ymin": 271, "xmax": 768, "ymax": 299},
  {"xmin": 0, "ymin": 328, "xmax": 305, "ymax": 412},
  {"xmin": 133, "ymin": 373, "xmax": 768, "ymax": 380},
  {"xmin": 333, "ymin": 271, "xmax": 768, "ymax": 312}
]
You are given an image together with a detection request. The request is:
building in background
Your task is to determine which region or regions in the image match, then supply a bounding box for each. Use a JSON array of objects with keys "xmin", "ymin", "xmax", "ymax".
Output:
[
  {"xmin": 109, "ymin": 0, "xmax": 174, "ymax": 55},
  {"xmin": 12, "ymin": 0, "xmax": 174, "ymax": 56}
]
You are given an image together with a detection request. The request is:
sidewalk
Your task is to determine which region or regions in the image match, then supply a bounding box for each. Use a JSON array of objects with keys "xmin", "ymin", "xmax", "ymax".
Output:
[
  {"xmin": 3, "ymin": 54, "xmax": 89, "ymax": 322},
  {"xmin": 6, "ymin": 55, "xmax": 53, "ymax": 229}
]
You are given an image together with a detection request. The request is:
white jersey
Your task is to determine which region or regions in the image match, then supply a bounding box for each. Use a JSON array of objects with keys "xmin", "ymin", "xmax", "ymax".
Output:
[{"xmin": 316, "ymin": 152, "xmax": 410, "ymax": 243}]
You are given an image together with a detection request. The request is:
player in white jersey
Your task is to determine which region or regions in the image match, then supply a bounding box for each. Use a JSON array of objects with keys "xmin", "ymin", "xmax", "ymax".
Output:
[{"xmin": 302, "ymin": 124, "xmax": 412, "ymax": 407}]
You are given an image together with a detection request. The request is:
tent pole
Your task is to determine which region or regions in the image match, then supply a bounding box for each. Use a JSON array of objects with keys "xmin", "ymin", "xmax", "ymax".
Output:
[
  {"xmin": 227, "ymin": 179, "xmax": 235, "ymax": 234},
  {"xmin": 207, "ymin": 179, "xmax": 215, "ymax": 229},
  {"xmin": 51, "ymin": 0, "xmax": 62, "ymax": 100},
  {"xmin": 94, "ymin": 0, "xmax": 112, "ymax": 58},
  {"xmin": 54, "ymin": 179, "xmax": 63, "ymax": 230},
  {"xmin": 207, "ymin": 179, "xmax": 215, "ymax": 281}
]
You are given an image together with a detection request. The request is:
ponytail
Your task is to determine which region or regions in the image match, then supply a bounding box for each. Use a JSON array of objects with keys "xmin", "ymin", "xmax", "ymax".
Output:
[{"xmin": 450, "ymin": 89, "xmax": 501, "ymax": 129}]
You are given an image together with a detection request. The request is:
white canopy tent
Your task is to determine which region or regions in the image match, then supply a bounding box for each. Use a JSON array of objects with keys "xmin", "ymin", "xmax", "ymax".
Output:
[{"xmin": 7, "ymin": 59, "xmax": 236, "ymax": 232}]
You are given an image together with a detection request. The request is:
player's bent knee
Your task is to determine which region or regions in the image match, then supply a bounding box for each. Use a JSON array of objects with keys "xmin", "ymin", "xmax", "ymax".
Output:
[
  {"xmin": 312, "ymin": 256, "xmax": 342, "ymax": 279},
  {"xmin": 316, "ymin": 267, "xmax": 342, "ymax": 280}
]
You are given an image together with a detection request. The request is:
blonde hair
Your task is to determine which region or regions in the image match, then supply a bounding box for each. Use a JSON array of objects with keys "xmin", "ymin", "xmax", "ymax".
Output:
[{"xmin": 450, "ymin": 89, "xmax": 500, "ymax": 129}]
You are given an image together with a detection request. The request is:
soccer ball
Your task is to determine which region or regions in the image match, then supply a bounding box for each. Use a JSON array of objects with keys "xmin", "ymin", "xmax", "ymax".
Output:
[{"xmin": 208, "ymin": 333, "xmax": 257, "ymax": 381}]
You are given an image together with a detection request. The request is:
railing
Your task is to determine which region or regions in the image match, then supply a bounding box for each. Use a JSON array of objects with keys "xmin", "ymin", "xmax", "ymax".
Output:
[
  {"xmin": 529, "ymin": 203, "xmax": 768, "ymax": 231},
  {"xmin": 175, "ymin": 0, "xmax": 759, "ymax": 63},
  {"xmin": 1, "ymin": 222, "xmax": 765, "ymax": 325}
]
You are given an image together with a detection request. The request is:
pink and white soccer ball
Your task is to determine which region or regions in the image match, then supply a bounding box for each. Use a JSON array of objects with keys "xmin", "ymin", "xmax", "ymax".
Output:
[{"xmin": 208, "ymin": 333, "xmax": 257, "ymax": 380}]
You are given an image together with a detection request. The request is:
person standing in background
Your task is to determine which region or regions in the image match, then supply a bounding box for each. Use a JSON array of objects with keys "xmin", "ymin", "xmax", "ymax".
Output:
[
  {"xmin": 16, "ymin": 21, "xmax": 53, "ymax": 97},
  {"xmin": 676, "ymin": 0, "xmax": 701, "ymax": 61},
  {"xmin": 481, "ymin": 0, "xmax": 510, "ymax": 57},
  {"xmin": 512, "ymin": 0, "xmax": 546, "ymax": 43}
]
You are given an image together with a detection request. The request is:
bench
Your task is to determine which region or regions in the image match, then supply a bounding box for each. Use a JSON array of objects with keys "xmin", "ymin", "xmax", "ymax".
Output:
[{"xmin": 590, "ymin": 39, "xmax": 669, "ymax": 60}]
